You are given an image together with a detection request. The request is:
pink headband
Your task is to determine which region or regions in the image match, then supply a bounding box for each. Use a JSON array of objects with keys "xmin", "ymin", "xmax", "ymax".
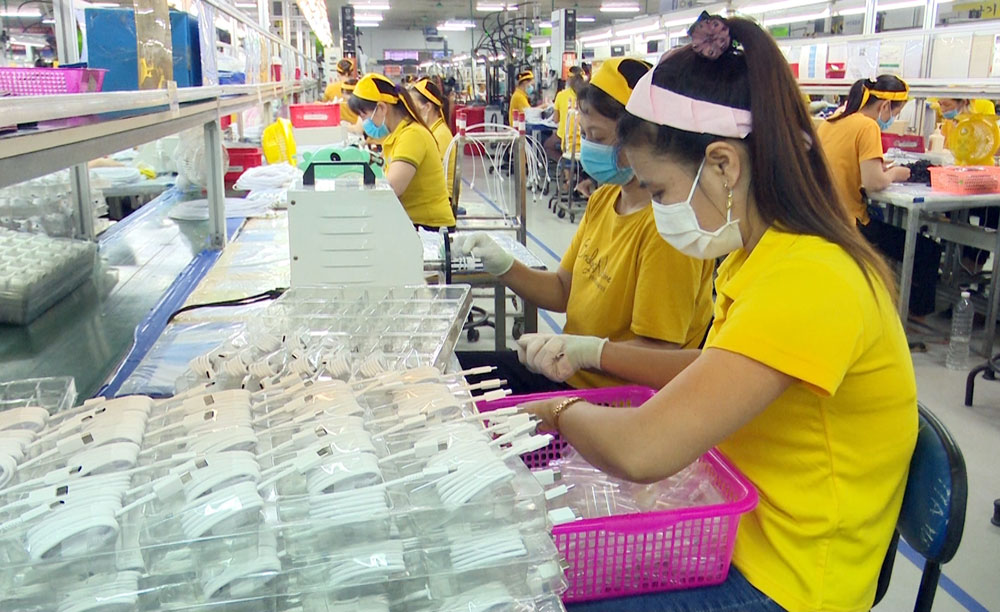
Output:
[{"xmin": 625, "ymin": 70, "xmax": 753, "ymax": 139}]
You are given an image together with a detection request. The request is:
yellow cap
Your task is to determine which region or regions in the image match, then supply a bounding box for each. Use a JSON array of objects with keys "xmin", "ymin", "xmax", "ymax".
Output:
[
  {"xmin": 860, "ymin": 79, "xmax": 909, "ymax": 108},
  {"xmin": 413, "ymin": 78, "xmax": 443, "ymax": 107},
  {"xmin": 353, "ymin": 73, "xmax": 400, "ymax": 105},
  {"xmin": 517, "ymin": 70, "xmax": 534, "ymax": 84},
  {"xmin": 590, "ymin": 57, "xmax": 651, "ymax": 106}
]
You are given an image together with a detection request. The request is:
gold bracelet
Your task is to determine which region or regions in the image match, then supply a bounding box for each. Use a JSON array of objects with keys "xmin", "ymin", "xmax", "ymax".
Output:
[{"xmin": 551, "ymin": 396, "xmax": 585, "ymax": 431}]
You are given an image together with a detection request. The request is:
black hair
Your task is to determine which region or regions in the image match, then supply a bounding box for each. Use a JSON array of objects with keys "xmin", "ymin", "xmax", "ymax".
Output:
[
  {"xmin": 617, "ymin": 16, "xmax": 895, "ymax": 299},
  {"xmin": 348, "ymin": 77, "xmax": 429, "ymax": 130},
  {"xmin": 578, "ymin": 58, "xmax": 649, "ymax": 121},
  {"xmin": 413, "ymin": 78, "xmax": 453, "ymax": 126},
  {"xmin": 828, "ymin": 75, "xmax": 907, "ymax": 123}
]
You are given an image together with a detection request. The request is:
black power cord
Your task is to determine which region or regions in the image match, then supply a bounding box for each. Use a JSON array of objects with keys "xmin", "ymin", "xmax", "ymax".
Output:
[{"xmin": 166, "ymin": 287, "xmax": 288, "ymax": 324}]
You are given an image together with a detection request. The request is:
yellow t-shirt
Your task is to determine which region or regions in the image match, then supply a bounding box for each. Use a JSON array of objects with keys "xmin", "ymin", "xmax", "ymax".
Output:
[
  {"xmin": 706, "ymin": 228, "xmax": 917, "ymax": 612},
  {"xmin": 561, "ymin": 185, "xmax": 715, "ymax": 388},
  {"xmin": 554, "ymin": 88, "xmax": 581, "ymax": 153},
  {"xmin": 430, "ymin": 117, "xmax": 456, "ymax": 200},
  {"xmin": 340, "ymin": 98, "xmax": 358, "ymax": 125},
  {"xmin": 817, "ymin": 113, "xmax": 884, "ymax": 225},
  {"xmin": 323, "ymin": 81, "xmax": 342, "ymax": 103},
  {"xmin": 509, "ymin": 89, "xmax": 530, "ymax": 126},
  {"xmin": 381, "ymin": 119, "xmax": 456, "ymax": 228}
]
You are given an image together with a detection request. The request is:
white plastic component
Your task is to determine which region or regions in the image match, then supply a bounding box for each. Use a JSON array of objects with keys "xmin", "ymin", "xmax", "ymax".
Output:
[{"xmin": 548, "ymin": 507, "xmax": 578, "ymax": 526}]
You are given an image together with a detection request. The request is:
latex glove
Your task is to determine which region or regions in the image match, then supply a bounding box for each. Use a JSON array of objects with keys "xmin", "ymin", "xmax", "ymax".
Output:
[
  {"xmin": 453, "ymin": 233, "xmax": 515, "ymax": 276},
  {"xmin": 515, "ymin": 333, "xmax": 608, "ymax": 383}
]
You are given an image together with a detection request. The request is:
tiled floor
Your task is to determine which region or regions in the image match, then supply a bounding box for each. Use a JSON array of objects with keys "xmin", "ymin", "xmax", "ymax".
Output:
[{"xmin": 456, "ymin": 158, "xmax": 1000, "ymax": 611}]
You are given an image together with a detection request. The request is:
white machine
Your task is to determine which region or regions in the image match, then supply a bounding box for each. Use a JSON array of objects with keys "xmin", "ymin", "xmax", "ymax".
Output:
[{"xmin": 286, "ymin": 181, "xmax": 425, "ymax": 286}]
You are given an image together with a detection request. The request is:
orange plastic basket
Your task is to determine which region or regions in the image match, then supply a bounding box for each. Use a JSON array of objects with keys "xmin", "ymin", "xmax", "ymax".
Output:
[{"xmin": 929, "ymin": 166, "xmax": 1000, "ymax": 195}]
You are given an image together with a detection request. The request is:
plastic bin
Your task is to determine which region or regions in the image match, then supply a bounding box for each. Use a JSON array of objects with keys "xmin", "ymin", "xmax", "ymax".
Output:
[
  {"xmin": 225, "ymin": 146, "xmax": 263, "ymax": 183},
  {"xmin": 0, "ymin": 377, "xmax": 77, "ymax": 417},
  {"xmin": 0, "ymin": 67, "xmax": 106, "ymax": 96},
  {"xmin": 930, "ymin": 166, "xmax": 1000, "ymax": 195},
  {"xmin": 289, "ymin": 104, "xmax": 340, "ymax": 128},
  {"xmin": 477, "ymin": 386, "xmax": 758, "ymax": 603},
  {"xmin": 882, "ymin": 132, "xmax": 925, "ymax": 154}
]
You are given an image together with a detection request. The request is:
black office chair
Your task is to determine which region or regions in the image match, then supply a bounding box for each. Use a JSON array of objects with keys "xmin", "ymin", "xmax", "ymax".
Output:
[{"xmin": 872, "ymin": 404, "xmax": 968, "ymax": 611}]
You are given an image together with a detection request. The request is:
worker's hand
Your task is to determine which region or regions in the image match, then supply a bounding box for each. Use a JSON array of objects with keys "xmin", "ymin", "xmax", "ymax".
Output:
[
  {"xmin": 890, "ymin": 166, "xmax": 911, "ymax": 183},
  {"xmin": 515, "ymin": 333, "xmax": 608, "ymax": 383},
  {"xmin": 574, "ymin": 178, "xmax": 596, "ymax": 198},
  {"xmin": 453, "ymin": 233, "xmax": 515, "ymax": 276}
]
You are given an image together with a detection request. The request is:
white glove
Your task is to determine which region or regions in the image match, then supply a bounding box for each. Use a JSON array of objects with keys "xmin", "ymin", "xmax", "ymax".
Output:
[
  {"xmin": 515, "ymin": 333, "xmax": 608, "ymax": 383},
  {"xmin": 453, "ymin": 233, "xmax": 515, "ymax": 276}
]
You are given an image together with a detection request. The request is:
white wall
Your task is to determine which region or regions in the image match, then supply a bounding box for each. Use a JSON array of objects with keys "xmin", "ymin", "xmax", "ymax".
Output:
[{"xmin": 354, "ymin": 28, "xmax": 482, "ymax": 66}]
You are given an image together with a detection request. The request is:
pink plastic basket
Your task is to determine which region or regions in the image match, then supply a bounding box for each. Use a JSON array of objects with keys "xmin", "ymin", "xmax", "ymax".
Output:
[
  {"xmin": 477, "ymin": 386, "xmax": 759, "ymax": 603},
  {"xmin": 0, "ymin": 67, "xmax": 107, "ymax": 96}
]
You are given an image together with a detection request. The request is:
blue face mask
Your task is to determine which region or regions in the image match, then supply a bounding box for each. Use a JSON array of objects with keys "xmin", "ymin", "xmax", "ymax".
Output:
[
  {"xmin": 525, "ymin": 84, "xmax": 535, "ymax": 96},
  {"xmin": 579, "ymin": 138, "xmax": 634, "ymax": 185},
  {"xmin": 942, "ymin": 109, "xmax": 959, "ymax": 120},
  {"xmin": 876, "ymin": 108, "xmax": 895, "ymax": 131},
  {"xmin": 363, "ymin": 107, "xmax": 390, "ymax": 139}
]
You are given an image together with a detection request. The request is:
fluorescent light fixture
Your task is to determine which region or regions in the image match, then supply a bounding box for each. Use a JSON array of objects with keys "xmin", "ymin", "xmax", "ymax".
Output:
[
  {"xmin": 356, "ymin": 20, "xmax": 379, "ymax": 26},
  {"xmin": 0, "ymin": 8, "xmax": 42, "ymax": 15},
  {"xmin": 615, "ymin": 22, "xmax": 659, "ymax": 36},
  {"xmin": 600, "ymin": 3, "xmax": 641, "ymax": 13},
  {"xmin": 611, "ymin": 37, "xmax": 632, "ymax": 44},
  {"xmin": 477, "ymin": 2, "xmax": 517, "ymax": 10},
  {"xmin": 42, "ymin": 17, "xmax": 55, "ymax": 24},
  {"xmin": 762, "ymin": 7, "xmax": 830, "ymax": 24},
  {"xmin": 354, "ymin": 12, "xmax": 383, "ymax": 20},
  {"xmin": 877, "ymin": 0, "xmax": 927, "ymax": 10},
  {"xmin": 582, "ymin": 39, "xmax": 611, "ymax": 48},
  {"xmin": 579, "ymin": 29, "xmax": 612, "ymax": 42},
  {"xmin": 577, "ymin": 15, "xmax": 596, "ymax": 22},
  {"xmin": 661, "ymin": 15, "xmax": 696, "ymax": 28},
  {"xmin": 351, "ymin": 2, "xmax": 391, "ymax": 10},
  {"xmin": 438, "ymin": 19, "xmax": 475, "ymax": 30},
  {"xmin": 539, "ymin": 20, "xmax": 552, "ymax": 27},
  {"xmin": 453, "ymin": 54, "xmax": 470, "ymax": 61},
  {"xmin": 741, "ymin": 0, "xmax": 827, "ymax": 13}
]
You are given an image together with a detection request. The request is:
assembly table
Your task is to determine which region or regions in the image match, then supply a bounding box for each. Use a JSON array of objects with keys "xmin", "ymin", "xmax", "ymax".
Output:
[{"xmin": 867, "ymin": 183, "xmax": 1000, "ymax": 354}]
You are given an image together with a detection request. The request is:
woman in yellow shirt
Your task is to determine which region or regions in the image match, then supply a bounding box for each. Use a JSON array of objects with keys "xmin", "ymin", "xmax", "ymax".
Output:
[
  {"xmin": 817, "ymin": 75, "xmax": 940, "ymax": 316},
  {"xmin": 348, "ymin": 73, "xmax": 456, "ymax": 230},
  {"xmin": 322, "ymin": 59, "xmax": 354, "ymax": 103},
  {"xmin": 411, "ymin": 77, "xmax": 456, "ymax": 200},
  {"xmin": 455, "ymin": 58, "xmax": 714, "ymax": 394},
  {"xmin": 816, "ymin": 75, "xmax": 911, "ymax": 224},
  {"xmin": 509, "ymin": 70, "xmax": 534, "ymax": 126},
  {"xmin": 518, "ymin": 14, "xmax": 916, "ymax": 612}
]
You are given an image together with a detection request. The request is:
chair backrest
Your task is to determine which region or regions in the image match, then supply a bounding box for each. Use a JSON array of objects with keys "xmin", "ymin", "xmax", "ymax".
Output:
[
  {"xmin": 899, "ymin": 404, "xmax": 967, "ymax": 565},
  {"xmin": 872, "ymin": 403, "xmax": 967, "ymax": 608}
]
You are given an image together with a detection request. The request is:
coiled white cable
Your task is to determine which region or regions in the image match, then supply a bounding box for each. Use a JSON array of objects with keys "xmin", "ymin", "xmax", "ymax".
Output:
[
  {"xmin": 0, "ymin": 405, "xmax": 48, "ymax": 432},
  {"xmin": 449, "ymin": 527, "xmax": 528, "ymax": 571},
  {"xmin": 57, "ymin": 570, "xmax": 141, "ymax": 612},
  {"xmin": 180, "ymin": 480, "xmax": 264, "ymax": 540}
]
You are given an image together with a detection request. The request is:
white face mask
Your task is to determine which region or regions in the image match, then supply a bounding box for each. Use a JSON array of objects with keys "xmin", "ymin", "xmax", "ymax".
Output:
[{"xmin": 651, "ymin": 159, "xmax": 744, "ymax": 260}]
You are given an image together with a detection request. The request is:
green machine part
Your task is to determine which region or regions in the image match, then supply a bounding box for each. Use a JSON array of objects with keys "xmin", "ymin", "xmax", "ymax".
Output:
[{"xmin": 299, "ymin": 146, "xmax": 385, "ymax": 181}]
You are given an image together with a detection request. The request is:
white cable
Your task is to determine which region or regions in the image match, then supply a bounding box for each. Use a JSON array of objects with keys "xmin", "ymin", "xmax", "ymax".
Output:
[
  {"xmin": 25, "ymin": 497, "xmax": 122, "ymax": 561},
  {"xmin": 1, "ymin": 441, "xmax": 141, "ymax": 495},
  {"xmin": 305, "ymin": 451, "xmax": 381, "ymax": 495},
  {"xmin": 57, "ymin": 570, "xmax": 140, "ymax": 612},
  {"xmin": 0, "ymin": 405, "xmax": 48, "ymax": 432},
  {"xmin": 180, "ymin": 480, "xmax": 264, "ymax": 540}
]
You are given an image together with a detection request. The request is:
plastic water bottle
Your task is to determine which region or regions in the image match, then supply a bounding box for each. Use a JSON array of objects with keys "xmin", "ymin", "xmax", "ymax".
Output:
[{"xmin": 946, "ymin": 291, "xmax": 974, "ymax": 370}]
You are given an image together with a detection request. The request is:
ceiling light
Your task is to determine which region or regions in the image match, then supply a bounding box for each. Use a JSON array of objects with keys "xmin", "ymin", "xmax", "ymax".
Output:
[
  {"xmin": 877, "ymin": 0, "xmax": 927, "ymax": 10},
  {"xmin": 355, "ymin": 20, "xmax": 379, "ymax": 26},
  {"xmin": 762, "ymin": 7, "xmax": 830, "ymax": 24},
  {"xmin": 0, "ymin": 8, "xmax": 43, "ymax": 16},
  {"xmin": 477, "ymin": 2, "xmax": 516, "ymax": 10},
  {"xmin": 354, "ymin": 13, "xmax": 383, "ymax": 20},
  {"xmin": 600, "ymin": 3, "xmax": 641, "ymax": 13},
  {"xmin": 615, "ymin": 22, "xmax": 659, "ymax": 36},
  {"xmin": 741, "ymin": 0, "xmax": 828, "ymax": 13},
  {"xmin": 579, "ymin": 29, "xmax": 612, "ymax": 42},
  {"xmin": 42, "ymin": 17, "xmax": 55, "ymax": 24},
  {"xmin": 350, "ymin": 1, "xmax": 391, "ymax": 10},
  {"xmin": 295, "ymin": 0, "xmax": 333, "ymax": 46},
  {"xmin": 453, "ymin": 54, "xmax": 470, "ymax": 61},
  {"xmin": 577, "ymin": 15, "xmax": 596, "ymax": 22},
  {"xmin": 661, "ymin": 15, "xmax": 696, "ymax": 28},
  {"xmin": 438, "ymin": 19, "xmax": 475, "ymax": 30}
]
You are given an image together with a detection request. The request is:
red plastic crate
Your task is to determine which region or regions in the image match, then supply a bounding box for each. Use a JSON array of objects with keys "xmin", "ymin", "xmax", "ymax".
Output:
[
  {"xmin": 882, "ymin": 132, "xmax": 925, "ymax": 154},
  {"xmin": 930, "ymin": 166, "xmax": 1000, "ymax": 195},
  {"xmin": 289, "ymin": 103, "xmax": 340, "ymax": 128},
  {"xmin": 225, "ymin": 146, "xmax": 263, "ymax": 183},
  {"xmin": 477, "ymin": 386, "xmax": 758, "ymax": 603},
  {"xmin": 0, "ymin": 67, "xmax": 106, "ymax": 96}
]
